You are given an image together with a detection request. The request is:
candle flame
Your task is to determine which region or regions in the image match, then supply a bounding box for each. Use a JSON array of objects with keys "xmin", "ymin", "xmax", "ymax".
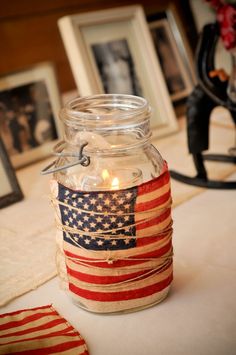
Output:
[
  {"xmin": 102, "ymin": 169, "xmax": 110, "ymax": 180},
  {"xmin": 111, "ymin": 177, "xmax": 119, "ymax": 190},
  {"xmin": 102, "ymin": 169, "xmax": 119, "ymax": 190}
]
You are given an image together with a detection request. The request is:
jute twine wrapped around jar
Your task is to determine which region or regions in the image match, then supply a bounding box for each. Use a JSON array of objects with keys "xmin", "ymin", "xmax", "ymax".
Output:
[{"xmin": 51, "ymin": 162, "xmax": 173, "ymax": 313}]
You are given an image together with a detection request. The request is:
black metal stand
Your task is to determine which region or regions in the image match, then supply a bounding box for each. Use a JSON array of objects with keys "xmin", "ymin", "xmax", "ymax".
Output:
[
  {"xmin": 170, "ymin": 23, "xmax": 236, "ymax": 190},
  {"xmin": 170, "ymin": 152, "xmax": 236, "ymax": 189},
  {"xmin": 203, "ymin": 153, "xmax": 236, "ymax": 164}
]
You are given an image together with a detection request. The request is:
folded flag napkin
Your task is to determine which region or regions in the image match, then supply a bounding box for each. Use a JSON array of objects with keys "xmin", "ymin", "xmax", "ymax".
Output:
[{"xmin": 0, "ymin": 305, "xmax": 89, "ymax": 354}]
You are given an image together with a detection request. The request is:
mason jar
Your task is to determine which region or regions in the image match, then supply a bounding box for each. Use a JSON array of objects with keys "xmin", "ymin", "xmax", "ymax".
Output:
[{"xmin": 46, "ymin": 94, "xmax": 173, "ymax": 314}]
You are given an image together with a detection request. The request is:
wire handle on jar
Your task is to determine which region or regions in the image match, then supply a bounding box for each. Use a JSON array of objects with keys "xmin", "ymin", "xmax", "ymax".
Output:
[{"xmin": 41, "ymin": 141, "xmax": 90, "ymax": 175}]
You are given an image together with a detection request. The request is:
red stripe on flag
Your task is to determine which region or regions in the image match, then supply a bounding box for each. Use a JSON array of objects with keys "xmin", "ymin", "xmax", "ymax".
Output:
[
  {"xmin": 67, "ymin": 262, "xmax": 171, "ymax": 291},
  {"xmin": 64, "ymin": 238, "xmax": 172, "ymax": 269},
  {"xmin": 136, "ymin": 208, "xmax": 171, "ymax": 231},
  {"xmin": 0, "ymin": 311, "xmax": 58, "ymax": 331},
  {"xmin": 65, "ymin": 236, "xmax": 172, "ymax": 266},
  {"xmin": 135, "ymin": 190, "xmax": 170, "ymax": 212},
  {"xmin": 66, "ymin": 265, "xmax": 155, "ymax": 285},
  {"xmin": 69, "ymin": 273, "xmax": 173, "ymax": 302},
  {"xmin": 137, "ymin": 169, "xmax": 170, "ymax": 196},
  {"xmin": 0, "ymin": 319, "xmax": 70, "ymax": 339},
  {"xmin": 132, "ymin": 239, "xmax": 172, "ymax": 260},
  {"xmin": 0, "ymin": 305, "xmax": 52, "ymax": 319},
  {"xmin": 8, "ymin": 339, "xmax": 88, "ymax": 354},
  {"xmin": 0, "ymin": 306, "xmax": 88, "ymax": 355},
  {"xmin": 136, "ymin": 234, "xmax": 172, "ymax": 251},
  {"xmin": 2, "ymin": 332, "xmax": 84, "ymax": 347}
]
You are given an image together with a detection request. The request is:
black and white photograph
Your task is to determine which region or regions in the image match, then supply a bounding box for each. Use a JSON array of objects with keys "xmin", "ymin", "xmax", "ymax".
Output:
[
  {"xmin": 148, "ymin": 10, "xmax": 195, "ymax": 102},
  {"xmin": 151, "ymin": 24, "xmax": 185, "ymax": 96},
  {"xmin": 91, "ymin": 39, "xmax": 143, "ymax": 96},
  {"xmin": 0, "ymin": 138, "xmax": 23, "ymax": 209},
  {"xmin": 0, "ymin": 63, "xmax": 61, "ymax": 168},
  {"xmin": 58, "ymin": 6, "xmax": 178, "ymax": 137},
  {"xmin": 0, "ymin": 81, "xmax": 57, "ymax": 158}
]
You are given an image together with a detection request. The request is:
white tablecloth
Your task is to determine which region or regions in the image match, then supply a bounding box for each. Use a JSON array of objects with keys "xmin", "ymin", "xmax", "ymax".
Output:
[{"xmin": 1, "ymin": 174, "xmax": 236, "ymax": 355}]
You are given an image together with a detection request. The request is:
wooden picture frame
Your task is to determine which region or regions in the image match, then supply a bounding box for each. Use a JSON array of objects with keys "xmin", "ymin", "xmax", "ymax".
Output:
[
  {"xmin": 0, "ymin": 138, "xmax": 23, "ymax": 209},
  {"xmin": 58, "ymin": 5, "xmax": 178, "ymax": 137},
  {"xmin": 0, "ymin": 62, "xmax": 62, "ymax": 168},
  {"xmin": 148, "ymin": 7, "xmax": 196, "ymax": 103}
]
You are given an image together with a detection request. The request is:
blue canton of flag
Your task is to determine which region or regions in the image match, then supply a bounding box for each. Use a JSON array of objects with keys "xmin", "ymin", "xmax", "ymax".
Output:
[{"xmin": 58, "ymin": 184, "xmax": 137, "ymax": 250}]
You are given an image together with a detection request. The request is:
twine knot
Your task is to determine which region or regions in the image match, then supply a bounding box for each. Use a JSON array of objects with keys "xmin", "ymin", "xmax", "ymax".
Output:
[{"xmin": 106, "ymin": 257, "xmax": 114, "ymax": 264}]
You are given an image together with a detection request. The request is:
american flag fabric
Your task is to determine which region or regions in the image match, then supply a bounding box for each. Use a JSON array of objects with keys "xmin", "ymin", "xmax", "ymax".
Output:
[
  {"xmin": 52, "ymin": 162, "xmax": 173, "ymax": 313},
  {"xmin": 0, "ymin": 305, "xmax": 89, "ymax": 354}
]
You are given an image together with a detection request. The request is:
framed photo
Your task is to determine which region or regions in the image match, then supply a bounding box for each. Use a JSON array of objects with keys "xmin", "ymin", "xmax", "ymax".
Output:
[
  {"xmin": 58, "ymin": 5, "xmax": 178, "ymax": 137},
  {"xmin": 0, "ymin": 62, "xmax": 62, "ymax": 168},
  {"xmin": 148, "ymin": 7, "xmax": 196, "ymax": 103},
  {"xmin": 0, "ymin": 138, "xmax": 23, "ymax": 209}
]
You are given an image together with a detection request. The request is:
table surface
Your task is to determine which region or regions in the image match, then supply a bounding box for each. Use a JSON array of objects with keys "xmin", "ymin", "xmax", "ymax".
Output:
[{"xmin": 1, "ymin": 173, "xmax": 236, "ymax": 355}]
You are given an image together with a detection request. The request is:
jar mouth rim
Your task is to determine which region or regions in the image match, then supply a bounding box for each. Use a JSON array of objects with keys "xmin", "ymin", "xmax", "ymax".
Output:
[{"xmin": 61, "ymin": 94, "xmax": 150, "ymax": 123}]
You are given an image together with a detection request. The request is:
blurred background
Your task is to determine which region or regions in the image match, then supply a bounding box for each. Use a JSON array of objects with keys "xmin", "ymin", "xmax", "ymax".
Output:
[{"xmin": 0, "ymin": 0, "xmax": 202, "ymax": 95}]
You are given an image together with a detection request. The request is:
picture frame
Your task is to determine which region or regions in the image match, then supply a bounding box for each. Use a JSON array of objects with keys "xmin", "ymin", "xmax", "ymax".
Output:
[
  {"xmin": 58, "ymin": 5, "xmax": 178, "ymax": 137},
  {"xmin": 0, "ymin": 138, "xmax": 23, "ymax": 209},
  {"xmin": 148, "ymin": 7, "xmax": 196, "ymax": 103},
  {"xmin": 0, "ymin": 62, "xmax": 62, "ymax": 168}
]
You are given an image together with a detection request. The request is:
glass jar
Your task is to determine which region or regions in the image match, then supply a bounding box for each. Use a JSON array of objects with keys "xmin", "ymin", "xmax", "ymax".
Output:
[
  {"xmin": 54, "ymin": 94, "xmax": 164, "ymax": 190},
  {"xmin": 47, "ymin": 94, "xmax": 173, "ymax": 314}
]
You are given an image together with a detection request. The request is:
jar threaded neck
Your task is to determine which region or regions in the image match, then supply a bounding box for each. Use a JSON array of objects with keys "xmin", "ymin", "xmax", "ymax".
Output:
[{"xmin": 59, "ymin": 94, "xmax": 152, "ymax": 153}]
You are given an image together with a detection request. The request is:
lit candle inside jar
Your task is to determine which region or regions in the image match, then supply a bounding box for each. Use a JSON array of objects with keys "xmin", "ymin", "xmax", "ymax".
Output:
[
  {"xmin": 102, "ymin": 169, "xmax": 110, "ymax": 181},
  {"xmin": 111, "ymin": 177, "xmax": 119, "ymax": 190},
  {"xmin": 102, "ymin": 169, "xmax": 120, "ymax": 190}
]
